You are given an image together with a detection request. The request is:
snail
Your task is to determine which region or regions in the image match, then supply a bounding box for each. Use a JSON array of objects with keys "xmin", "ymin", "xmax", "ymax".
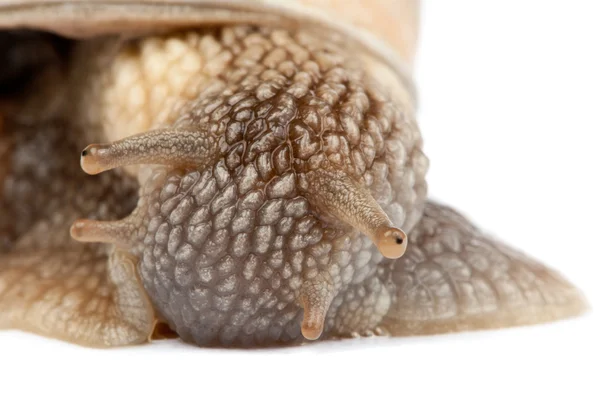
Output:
[{"xmin": 0, "ymin": 0, "xmax": 588, "ymax": 348}]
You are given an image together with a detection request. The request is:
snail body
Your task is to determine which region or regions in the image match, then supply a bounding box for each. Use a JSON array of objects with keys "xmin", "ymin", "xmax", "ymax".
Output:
[{"xmin": 0, "ymin": 1, "xmax": 587, "ymax": 347}]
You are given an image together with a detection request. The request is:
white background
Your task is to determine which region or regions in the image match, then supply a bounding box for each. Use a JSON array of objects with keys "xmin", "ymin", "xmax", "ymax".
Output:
[{"xmin": 1, "ymin": 1, "xmax": 598, "ymax": 400}]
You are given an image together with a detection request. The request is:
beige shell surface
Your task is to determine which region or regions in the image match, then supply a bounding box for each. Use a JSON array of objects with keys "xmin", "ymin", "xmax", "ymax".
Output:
[{"xmin": 0, "ymin": 0, "xmax": 419, "ymax": 80}]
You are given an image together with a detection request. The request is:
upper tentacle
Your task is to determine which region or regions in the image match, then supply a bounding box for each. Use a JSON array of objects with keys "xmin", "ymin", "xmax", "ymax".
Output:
[{"xmin": 80, "ymin": 128, "xmax": 220, "ymax": 175}]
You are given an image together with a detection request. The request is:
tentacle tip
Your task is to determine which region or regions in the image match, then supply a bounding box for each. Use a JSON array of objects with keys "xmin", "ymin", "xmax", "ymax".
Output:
[
  {"xmin": 375, "ymin": 226, "xmax": 407, "ymax": 259},
  {"xmin": 300, "ymin": 287, "xmax": 333, "ymax": 341},
  {"xmin": 80, "ymin": 144, "xmax": 109, "ymax": 175},
  {"xmin": 70, "ymin": 219, "xmax": 92, "ymax": 242},
  {"xmin": 70, "ymin": 218, "xmax": 125, "ymax": 245},
  {"xmin": 301, "ymin": 323, "xmax": 324, "ymax": 341}
]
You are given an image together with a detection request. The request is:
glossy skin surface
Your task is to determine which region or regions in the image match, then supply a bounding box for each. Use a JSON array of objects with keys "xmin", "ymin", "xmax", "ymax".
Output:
[{"xmin": 0, "ymin": 17, "xmax": 588, "ymax": 347}]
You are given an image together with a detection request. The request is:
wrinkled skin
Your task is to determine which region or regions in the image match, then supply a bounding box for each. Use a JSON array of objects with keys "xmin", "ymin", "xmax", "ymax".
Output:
[{"xmin": 0, "ymin": 25, "xmax": 587, "ymax": 348}]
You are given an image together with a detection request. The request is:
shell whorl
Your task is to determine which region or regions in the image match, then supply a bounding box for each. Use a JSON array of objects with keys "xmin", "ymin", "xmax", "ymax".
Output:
[{"xmin": 0, "ymin": 0, "xmax": 419, "ymax": 101}]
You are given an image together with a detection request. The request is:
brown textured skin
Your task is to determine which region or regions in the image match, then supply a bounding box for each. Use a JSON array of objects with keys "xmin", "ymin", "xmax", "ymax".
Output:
[
  {"xmin": 87, "ymin": 26, "xmax": 427, "ymax": 346},
  {"xmin": 0, "ymin": 6, "xmax": 588, "ymax": 348}
]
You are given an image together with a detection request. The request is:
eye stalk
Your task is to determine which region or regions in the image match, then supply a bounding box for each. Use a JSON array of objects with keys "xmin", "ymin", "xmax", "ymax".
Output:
[
  {"xmin": 75, "ymin": 127, "xmax": 222, "ymax": 246},
  {"xmin": 305, "ymin": 168, "xmax": 408, "ymax": 260},
  {"xmin": 79, "ymin": 127, "xmax": 219, "ymax": 175}
]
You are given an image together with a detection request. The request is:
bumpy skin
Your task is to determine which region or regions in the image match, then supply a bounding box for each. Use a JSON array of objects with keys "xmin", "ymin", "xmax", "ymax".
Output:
[
  {"xmin": 87, "ymin": 26, "xmax": 427, "ymax": 346},
  {"xmin": 0, "ymin": 25, "xmax": 587, "ymax": 348}
]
